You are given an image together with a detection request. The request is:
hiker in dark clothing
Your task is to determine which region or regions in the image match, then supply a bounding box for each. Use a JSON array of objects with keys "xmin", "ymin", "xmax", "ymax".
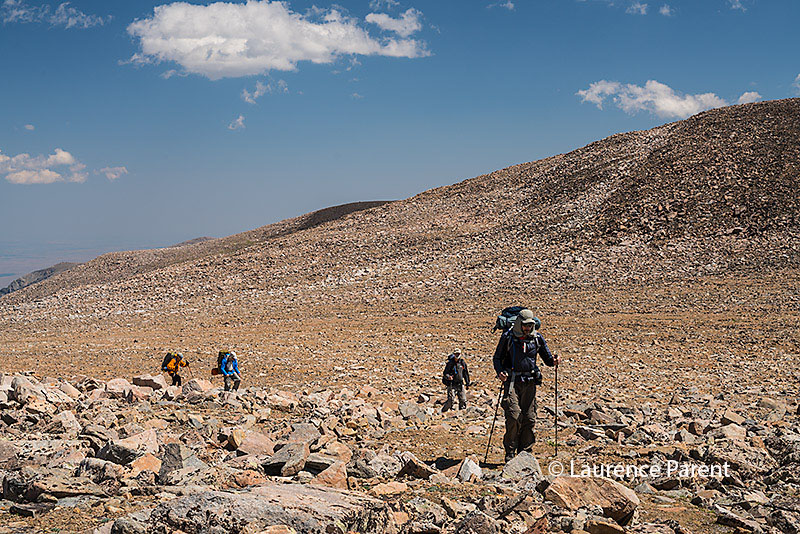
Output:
[
  {"xmin": 442, "ymin": 348, "xmax": 471, "ymax": 411},
  {"xmin": 493, "ymin": 309, "xmax": 559, "ymax": 462}
]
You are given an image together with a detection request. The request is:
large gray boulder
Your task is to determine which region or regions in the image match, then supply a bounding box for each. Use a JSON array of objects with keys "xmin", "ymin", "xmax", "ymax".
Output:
[{"xmin": 116, "ymin": 483, "xmax": 393, "ymax": 533}]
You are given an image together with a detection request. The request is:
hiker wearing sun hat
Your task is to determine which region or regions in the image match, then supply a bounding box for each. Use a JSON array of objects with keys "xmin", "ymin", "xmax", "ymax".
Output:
[
  {"xmin": 493, "ymin": 309, "xmax": 559, "ymax": 462},
  {"xmin": 442, "ymin": 348, "xmax": 471, "ymax": 412}
]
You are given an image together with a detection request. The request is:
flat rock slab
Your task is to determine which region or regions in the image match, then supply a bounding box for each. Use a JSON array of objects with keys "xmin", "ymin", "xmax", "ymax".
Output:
[
  {"xmin": 544, "ymin": 476, "xmax": 639, "ymax": 526},
  {"xmin": 126, "ymin": 483, "xmax": 392, "ymax": 533}
]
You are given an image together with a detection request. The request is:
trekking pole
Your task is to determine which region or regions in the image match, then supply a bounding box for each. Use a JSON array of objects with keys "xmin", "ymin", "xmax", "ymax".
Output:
[
  {"xmin": 484, "ymin": 381, "xmax": 504, "ymax": 465},
  {"xmin": 554, "ymin": 362, "xmax": 559, "ymax": 456}
]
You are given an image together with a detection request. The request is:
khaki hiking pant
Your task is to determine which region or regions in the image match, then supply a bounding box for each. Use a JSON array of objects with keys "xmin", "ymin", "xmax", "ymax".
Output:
[
  {"xmin": 502, "ymin": 379, "xmax": 537, "ymax": 459},
  {"xmin": 443, "ymin": 384, "xmax": 467, "ymax": 411}
]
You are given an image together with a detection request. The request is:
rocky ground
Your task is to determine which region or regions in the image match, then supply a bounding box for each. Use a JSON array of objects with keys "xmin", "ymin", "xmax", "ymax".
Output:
[{"xmin": 0, "ymin": 361, "xmax": 798, "ymax": 534}]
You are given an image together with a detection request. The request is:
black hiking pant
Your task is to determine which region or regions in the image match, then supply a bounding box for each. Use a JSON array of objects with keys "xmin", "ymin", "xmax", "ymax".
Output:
[{"xmin": 170, "ymin": 373, "xmax": 182, "ymax": 387}]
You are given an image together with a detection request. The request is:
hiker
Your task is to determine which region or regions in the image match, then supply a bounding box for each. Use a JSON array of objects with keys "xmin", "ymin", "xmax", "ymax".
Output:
[
  {"xmin": 220, "ymin": 351, "xmax": 241, "ymax": 392},
  {"xmin": 161, "ymin": 352, "xmax": 188, "ymax": 387},
  {"xmin": 442, "ymin": 348, "xmax": 471, "ymax": 411},
  {"xmin": 493, "ymin": 309, "xmax": 559, "ymax": 462}
]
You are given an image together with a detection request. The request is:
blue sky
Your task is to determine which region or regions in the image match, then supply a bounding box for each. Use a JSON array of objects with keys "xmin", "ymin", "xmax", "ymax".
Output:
[{"xmin": 1, "ymin": 0, "xmax": 799, "ymax": 283}]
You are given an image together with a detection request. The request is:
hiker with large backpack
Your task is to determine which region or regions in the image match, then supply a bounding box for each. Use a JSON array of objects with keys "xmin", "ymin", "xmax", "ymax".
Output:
[
  {"xmin": 161, "ymin": 352, "xmax": 188, "ymax": 386},
  {"xmin": 492, "ymin": 308, "xmax": 559, "ymax": 463},
  {"xmin": 219, "ymin": 351, "xmax": 242, "ymax": 392},
  {"xmin": 442, "ymin": 348, "xmax": 471, "ymax": 412}
]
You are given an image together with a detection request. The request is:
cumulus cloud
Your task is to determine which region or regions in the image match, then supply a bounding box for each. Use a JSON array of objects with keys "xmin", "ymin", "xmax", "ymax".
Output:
[
  {"xmin": 351, "ymin": 92, "xmax": 364, "ymax": 99},
  {"xmin": 228, "ymin": 115, "xmax": 245, "ymax": 130},
  {"xmin": 737, "ymin": 91, "xmax": 761, "ymax": 104},
  {"xmin": 576, "ymin": 80, "xmax": 751, "ymax": 119},
  {"xmin": 659, "ymin": 4, "xmax": 673, "ymax": 16},
  {"xmin": 626, "ymin": 2, "xmax": 648, "ymax": 15},
  {"xmin": 23, "ymin": 124, "xmax": 34, "ymax": 131},
  {"xmin": 728, "ymin": 0, "xmax": 745, "ymax": 11},
  {"xmin": 98, "ymin": 166, "xmax": 128, "ymax": 181},
  {"xmin": 127, "ymin": 1, "xmax": 429, "ymax": 80},
  {"xmin": 242, "ymin": 78, "xmax": 288, "ymax": 103},
  {"xmin": 1, "ymin": 0, "xmax": 110, "ymax": 28},
  {"xmin": 365, "ymin": 8, "xmax": 422, "ymax": 38},
  {"xmin": 0, "ymin": 148, "xmax": 88, "ymax": 184},
  {"xmin": 488, "ymin": 1, "xmax": 515, "ymax": 10},
  {"xmin": 369, "ymin": 0, "xmax": 399, "ymax": 9}
]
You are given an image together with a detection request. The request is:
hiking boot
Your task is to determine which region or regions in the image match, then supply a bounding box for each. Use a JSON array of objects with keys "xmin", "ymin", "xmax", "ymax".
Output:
[{"xmin": 504, "ymin": 452, "xmax": 515, "ymax": 464}]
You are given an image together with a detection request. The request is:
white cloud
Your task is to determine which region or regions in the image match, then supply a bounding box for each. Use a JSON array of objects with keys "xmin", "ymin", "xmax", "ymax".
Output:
[
  {"xmin": 127, "ymin": 1, "xmax": 429, "ymax": 80},
  {"xmin": 728, "ymin": 0, "xmax": 745, "ymax": 11},
  {"xmin": 578, "ymin": 80, "xmax": 732, "ymax": 119},
  {"xmin": 793, "ymin": 74, "xmax": 800, "ymax": 95},
  {"xmin": 242, "ymin": 78, "xmax": 288, "ymax": 103},
  {"xmin": 488, "ymin": 1, "xmax": 515, "ymax": 10},
  {"xmin": 369, "ymin": 0, "xmax": 399, "ymax": 10},
  {"xmin": 626, "ymin": 2, "xmax": 648, "ymax": 15},
  {"xmin": 351, "ymin": 92, "xmax": 364, "ymax": 99},
  {"xmin": 737, "ymin": 91, "xmax": 761, "ymax": 104},
  {"xmin": 98, "ymin": 166, "xmax": 128, "ymax": 181},
  {"xmin": 1, "ymin": 0, "xmax": 110, "ymax": 28},
  {"xmin": 228, "ymin": 115, "xmax": 245, "ymax": 130},
  {"xmin": 659, "ymin": 4, "xmax": 673, "ymax": 16},
  {"xmin": 23, "ymin": 124, "xmax": 34, "ymax": 131},
  {"xmin": 0, "ymin": 148, "xmax": 87, "ymax": 184},
  {"xmin": 365, "ymin": 8, "xmax": 423, "ymax": 38}
]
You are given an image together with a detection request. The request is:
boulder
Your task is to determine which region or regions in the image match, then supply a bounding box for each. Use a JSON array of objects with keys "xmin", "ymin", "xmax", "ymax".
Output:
[
  {"xmin": 710, "ymin": 423, "xmax": 747, "ymax": 442},
  {"xmin": 310, "ymin": 461, "xmax": 348, "ymax": 489},
  {"xmin": 720, "ymin": 409, "xmax": 746, "ymax": 426},
  {"xmin": 3, "ymin": 467, "xmax": 106, "ymax": 502},
  {"xmin": 129, "ymin": 453, "xmax": 162, "ymax": 477},
  {"xmin": 287, "ymin": 423, "xmax": 322, "ymax": 445},
  {"xmin": 132, "ymin": 374, "xmax": 168, "ymax": 391},
  {"xmin": 120, "ymin": 483, "xmax": 392, "ymax": 533},
  {"xmin": 158, "ymin": 442, "xmax": 205, "ymax": 483},
  {"xmin": 58, "ymin": 381, "xmax": 82, "ymax": 399},
  {"xmin": 237, "ymin": 431, "xmax": 276, "ymax": 456},
  {"xmin": 544, "ymin": 476, "xmax": 639, "ymax": 525},
  {"xmin": 52, "ymin": 410, "xmax": 81, "ymax": 438},
  {"xmin": 585, "ymin": 519, "xmax": 626, "ymax": 534},
  {"xmin": 305, "ymin": 453, "xmax": 339, "ymax": 474},
  {"xmin": 706, "ymin": 441, "xmax": 779, "ymax": 478},
  {"xmin": 81, "ymin": 424, "xmax": 119, "ymax": 452},
  {"xmin": 264, "ymin": 443, "xmax": 310, "ymax": 476},
  {"xmin": 182, "ymin": 378, "xmax": 214, "ymax": 395},
  {"xmin": 457, "ymin": 456, "xmax": 482, "ymax": 483},
  {"xmin": 10, "ymin": 376, "xmax": 41, "ymax": 404},
  {"xmin": 77, "ymin": 457, "xmax": 125, "ymax": 483},
  {"xmin": 105, "ymin": 378, "xmax": 132, "ymax": 399},
  {"xmin": 455, "ymin": 510, "xmax": 499, "ymax": 534},
  {"xmin": 501, "ymin": 451, "xmax": 543, "ymax": 482},
  {"xmin": 397, "ymin": 451, "xmax": 437, "ymax": 480},
  {"xmin": 97, "ymin": 429, "xmax": 158, "ymax": 465}
]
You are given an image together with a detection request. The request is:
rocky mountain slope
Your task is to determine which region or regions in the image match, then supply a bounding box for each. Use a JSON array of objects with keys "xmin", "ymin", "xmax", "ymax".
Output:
[{"xmin": 0, "ymin": 262, "xmax": 78, "ymax": 296}]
